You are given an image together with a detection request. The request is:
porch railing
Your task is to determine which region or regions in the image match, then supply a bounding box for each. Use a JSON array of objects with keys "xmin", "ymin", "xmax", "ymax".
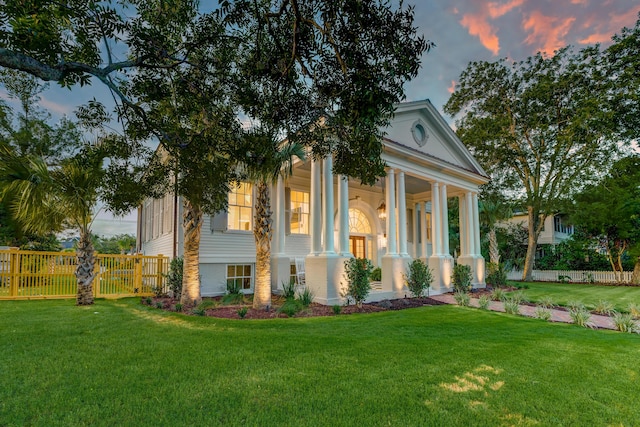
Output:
[{"xmin": 0, "ymin": 248, "xmax": 168, "ymax": 300}]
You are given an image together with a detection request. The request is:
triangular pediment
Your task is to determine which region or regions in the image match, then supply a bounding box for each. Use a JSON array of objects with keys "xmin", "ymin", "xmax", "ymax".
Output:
[{"xmin": 382, "ymin": 100, "xmax": 487, "ymax": 177}]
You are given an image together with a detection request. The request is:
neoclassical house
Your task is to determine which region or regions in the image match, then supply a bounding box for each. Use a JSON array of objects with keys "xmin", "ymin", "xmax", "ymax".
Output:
[{"xmin": 138, "ymin": 100, "xmax": 489, "ymax": 304}]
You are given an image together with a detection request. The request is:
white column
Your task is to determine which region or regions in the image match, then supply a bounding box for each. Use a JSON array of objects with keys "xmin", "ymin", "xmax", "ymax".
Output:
[
  {"xmin": 397, "ymin": 171, "xmax": 408, "ymax": 256},
  {"xmin": 310, "ymin": 158, "xmax": 322, "ymax": 255},
  {"xmin": 472, "ymin": 192, "xmax": 481, "ymax": 256},
  {"xmin": 465, "ymin": 191, "xmax": 475, "ymax": 256},
  {"xmin": 420, "ymin": 202, "xmax": 428, "ymax": 257},
  {"xmin": 386, "ymin": 169, "xmax": 397, "ymax": 255},
  {"xmin": 431, "ymin": 182, "xmax": 441, "ymax": 256},
  {"xmin": 273, "ymin": 176, "xmax": 285, "ymax": 255},
  {"xmin": 338, "ymin": 175, "xmax": 350, "ymax": 256},
  {"xmin": 322, "ymin": 156, "xmax": 335, "ymax": 254},
  {"xmin": 440, "ymin": 184, "xmax": 450, "ymax": 257},
  {"xmin": 459, "ymin": 195, "xmax": 468, "ymax": 256},
  {"xmin": 414, "ymin": 203, "xmax": 421, "ymax": 257}
]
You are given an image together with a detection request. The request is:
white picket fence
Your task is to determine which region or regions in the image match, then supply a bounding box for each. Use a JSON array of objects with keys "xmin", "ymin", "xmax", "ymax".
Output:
[{"xmin": 507, "ymin": 270, "xmax": 633, "ymax": 284}]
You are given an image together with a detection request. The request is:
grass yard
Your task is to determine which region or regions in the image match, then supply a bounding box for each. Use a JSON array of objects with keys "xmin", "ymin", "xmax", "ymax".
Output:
[
  {"xmin": 507, "ymin": 281, "xmax": 640, "ymax": 312},
  {"xmin": 1, "ymin": 298, "xmax": 639, "ymax": 426}
]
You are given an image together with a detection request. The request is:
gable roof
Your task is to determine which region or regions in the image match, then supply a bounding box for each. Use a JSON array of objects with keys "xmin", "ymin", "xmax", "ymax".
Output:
[{"xmin": 383, "ymin": 99, "xmax": 488, "ymax": 180}]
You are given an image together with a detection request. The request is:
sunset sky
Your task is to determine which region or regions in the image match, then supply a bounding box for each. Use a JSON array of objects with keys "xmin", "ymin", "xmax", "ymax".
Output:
[{"xmin": 1, "ymin": 1, "xmax": 639, "ymax": 235}]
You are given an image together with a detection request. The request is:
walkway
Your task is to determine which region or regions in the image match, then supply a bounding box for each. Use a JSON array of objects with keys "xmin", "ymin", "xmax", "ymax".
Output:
[{"xmin": 430, "ymin": 293, "xmax": 617, "ymax": 330}]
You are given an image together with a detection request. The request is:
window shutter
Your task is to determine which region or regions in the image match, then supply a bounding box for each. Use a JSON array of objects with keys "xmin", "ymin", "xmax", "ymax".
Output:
[
  {"xmin": 211, "ymin": 210, "xmax": 228, "ymax": 232},
  {"xmin": 407, "ymin": 208, "xmax": 413, "ymax": 243},
  {"xmin": 284, "ymin": 187, "xmax": 291, "ymax": 235}
]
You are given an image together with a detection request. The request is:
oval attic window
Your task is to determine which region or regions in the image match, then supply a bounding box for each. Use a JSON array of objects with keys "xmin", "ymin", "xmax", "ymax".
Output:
[{"xmin": 411, "ymin": 121, "xmax": 428, "ymax": 146}]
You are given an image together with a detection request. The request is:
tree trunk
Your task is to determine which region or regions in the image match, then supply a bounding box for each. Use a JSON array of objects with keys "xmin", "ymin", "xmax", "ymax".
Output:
[
  {"xmin": 180, "ymin": 199, "xmax": 203, "ymax": 306},
  {"xmin": 522, "ymin": 208, "xmax": 542, "ymax": 282},
  {"xmin": 632, "ymin": 257, "xmax": 640, "ymax": 285},
  {"xmin": 75, "ymin": 229, "xmax": 95, "ymax": 305},
  {"xmin": 488, "ymin": 227, "xmax": 500, "ymax": 264},
  {"xmin": 253, "ymin": 180, "xmax": 273, "ymax": 310}
]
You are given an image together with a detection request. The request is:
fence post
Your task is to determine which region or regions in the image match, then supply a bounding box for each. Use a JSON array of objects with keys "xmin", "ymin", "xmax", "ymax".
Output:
[
  {"xmin": 9, "ymin": 248, "xmax": 20, "ymax": 297},
  {"xmin": 93, "ymin": 255, "xmax": 101, "ymax": 298},
  {"xmin": 134, "ymin": 254, "xmax": 143, "ymax": 293},
  {"xmin": 157, "ymin": 255, "xmax": 164, "ymax": 294}
]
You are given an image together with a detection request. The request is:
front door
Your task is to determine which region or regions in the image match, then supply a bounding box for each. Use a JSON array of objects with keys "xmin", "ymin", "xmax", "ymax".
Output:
[{"xmin": 349, "ymin": 236, "xmax": 366, "ymax": 259}]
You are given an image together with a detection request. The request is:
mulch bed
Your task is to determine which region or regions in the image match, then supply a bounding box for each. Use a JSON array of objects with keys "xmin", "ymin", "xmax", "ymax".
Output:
[{"xmin": 142, "ymin": 295, "xmax": 447, "ymax": 320}]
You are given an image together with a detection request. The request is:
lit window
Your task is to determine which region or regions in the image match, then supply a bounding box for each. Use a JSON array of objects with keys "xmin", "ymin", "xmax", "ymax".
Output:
[
  {"xmin": 348, "ymin": 208, "xmax": 371, "ymax": 234},
  {"xmin": 226, "ymin": 264, "xmax": 253, "ymax": 291},
  {"xmin": 425, "ymin": 212, "xmax": 432, "ymax": 241},
  {"xmin": 290, "ymin": 190, "xmax": 309, "ymax": 234},
  {"xmin": 228, "ymin": 183, "xmax": 253, "ymax": 231}
]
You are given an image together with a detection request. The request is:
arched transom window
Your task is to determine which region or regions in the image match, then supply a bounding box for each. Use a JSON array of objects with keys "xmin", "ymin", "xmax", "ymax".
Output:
[{"xmin": 348, "ymin": 208, "xmax": 371, "ymax": 234}]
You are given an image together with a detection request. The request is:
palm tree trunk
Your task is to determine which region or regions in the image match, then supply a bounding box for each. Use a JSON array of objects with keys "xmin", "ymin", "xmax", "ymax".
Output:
[
  {"xmin": 253, "ymin": 180, "xmax": 273, "ymax": 310},
  {"xmin": 488, "ymin": 227, "xmax": 500, "ymax": 265},
  {"xmin": 75, "ymin": 229, "xmax": 95, "ymax": 305},
  {"xmin": 180, "ymin": 199, "xmax": 203, "ymax": 306}
]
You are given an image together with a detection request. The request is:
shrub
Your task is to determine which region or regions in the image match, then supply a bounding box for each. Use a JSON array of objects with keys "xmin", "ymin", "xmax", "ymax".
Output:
[
  {"xmin": 237, "ymin": 307, "xmax": 248, "ymax": 319},
  {"xmin": 509, "ymin": 291, "xmax": 527, "ymax": 305},
  {"xmin": 404, "ymin": 259, "xmax": 433, "ymax": 298},
  {"xmin": 628, "ymin": 303, "xmax": 640, "ymax": 319},
  {"xmin": 503, "ymin": 298, "xmax": 520, "ymax": 315},
  {"xmin": 538, "ymin": 296, "xmax": 555, "ymax": 309},
  {"xmin": 278, "ymin": 299, "xmax": 302, "ymax": 317},
  {"xmin": 613, "ymin": 312, "xmax": 638, "ymax": 333},
  {"xmin": 145, "ymin": 297, "xmax": 152, "ymax": 305},
  {"xmin": 570, "ymin": 308, "xmax": 593, "ymax": 328},
  {"xmin": 485, "ymin": 262, "xmax": 507, "ymax": 287},
  {"xmin": 490, "ymin": 288, "xmax": 506, "ymax": 302},
  {"xmin": 343, "ymin": 258, "xmax": 373, "ymax": 307},
  {"xmin": 452, "ymin": 264, "xmax": 472, "ymax": 293},
  {"xmin": 534, "ymin": 307, "xmax": 552, "ymax": 321},
  {"xmin": 478, "ymin": 294, "xmax": 490, "ymax": 310},
  {"xmin": 174, "ymin": 303, "xmax": 183, "ymax": 312},
  {"xmin": 155, "ymin": 301, "xmax": 164, "ymax": 309},
  {"xmin": 297, "ymin": 287, "xmax": 314, "ymax": 307},
  {"xmin": 453, "ymin": 290, "xmax": 470, "ymax": 306},
  {"xmin": 370, "ymin": 267, "xmax": 382, "ymax": 282},
  {"xmin": 282, "ymin": 279, "xmax": 296, "ymax": 300},
  {"xmin": 192, "ymin": 307, "xmax": 206, "ymax": 316},
  {"xmin": 222, "ymin": 280, "xmax": 244, "ymax": 305},
  {"xmin": 165, "ymin": 256, "xmax": 183, "ymax": 299},
  {"xmin": 567, "ymin": 300, "xmax": 585, "ymax": 312},
  {"xmin": 558, "ymin": 274, "xmax": 571, "ymax": 284},
  {"xmin": 594, "ymin": 300, "xmax": 615, "ymax": 316},
  {"xmin": 332, "ymin": 305, "xmax": 342, "ymax": 315}
]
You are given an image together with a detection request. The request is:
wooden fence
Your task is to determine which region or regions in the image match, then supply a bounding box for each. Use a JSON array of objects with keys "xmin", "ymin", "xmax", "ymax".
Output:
[
  {"xmin": 507, "ymin": 269, "xmax": 633, "ymax": 284},
  {"xmin": 0, "ymin": 248, "xmax": 168, "ymax": 300}
]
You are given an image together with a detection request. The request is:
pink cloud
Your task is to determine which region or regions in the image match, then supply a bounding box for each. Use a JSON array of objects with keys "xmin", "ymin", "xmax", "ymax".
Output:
[
  {"xmin": 447, "ymin": 80, "xmax": 457, "ymax": 94},
  {"xmin": 523, "ymin": 11, "xmax": 576, "ymax": 54},
  {"xmin": 460, "ymin": 13, "xmax": 501, "ymax": 55},
  {"xmin": 488, "ymin": 0, "xmax": 524, "ymax": 19},
  {"xmin": 578, "ymin": 8, "xmax": 639, "ymax": 46},
  {"xmin": 571, "ymin": 0, "xmax": 588, "ymax": 5}
]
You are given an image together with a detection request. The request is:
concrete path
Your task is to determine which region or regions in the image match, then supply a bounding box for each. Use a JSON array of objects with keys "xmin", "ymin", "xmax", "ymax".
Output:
[{"xmin": 430, "ymin": 293, "xmax": 618, "ymax": 330}]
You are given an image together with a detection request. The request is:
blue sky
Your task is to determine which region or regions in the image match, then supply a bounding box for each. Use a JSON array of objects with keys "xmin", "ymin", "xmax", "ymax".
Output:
[{"xmin": 1, "ymin": 1, "xmax": 638, "ymax": 236}]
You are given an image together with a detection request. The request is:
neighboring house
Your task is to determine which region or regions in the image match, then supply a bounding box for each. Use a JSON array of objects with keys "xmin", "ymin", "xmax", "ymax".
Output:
[
  {"xmin": 138, "ymin": 100, "xmax": 489, "ymax": 304},
  {"xmin": 504, "ymin": 213, "xmax": 575, "ymax": 246}
]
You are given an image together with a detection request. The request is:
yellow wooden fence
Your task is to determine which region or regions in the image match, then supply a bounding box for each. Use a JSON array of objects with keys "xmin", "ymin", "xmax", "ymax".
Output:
[{"xmin": 0, "ymin": 248, "xmax": 168, "ymax": 300}]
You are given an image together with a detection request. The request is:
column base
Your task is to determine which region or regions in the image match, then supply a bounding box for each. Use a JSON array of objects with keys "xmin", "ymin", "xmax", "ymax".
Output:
[
  {"xmin": 305, "ymin": 253, "xmax": 353, "ymax": 305},
  {"xmin": 271, "ymin": 254, "xmax": 292, "ymax": 292},
  {"xmin": 457, "ymin": 255, "xmax": 486, "ymax": 289},
  {"xmin": 382, "ymin": 255, "xmax": 410, "ymax": 297},
  {"xmin": 429, "ymin": 255, "xmax": 455, "ymax": 293}
]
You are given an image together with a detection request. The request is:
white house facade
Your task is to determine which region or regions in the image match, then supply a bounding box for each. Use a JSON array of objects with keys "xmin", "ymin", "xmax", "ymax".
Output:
[{"xmin": 138, "ymin": 100, "xmax": 489, "ymax": 304}]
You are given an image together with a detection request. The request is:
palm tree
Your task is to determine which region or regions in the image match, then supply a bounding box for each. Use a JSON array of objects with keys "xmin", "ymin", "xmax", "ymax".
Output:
[
  {"xmin": 0, "ymin": 146, "xmax": 105, "ymax": 305},
  {"xmin": 237, "ymin": 128, "xmax": 304, "ymax": 310},
  {"xmin": 479, "ymin": 194, "xmax": 512, "ymax": 265}
]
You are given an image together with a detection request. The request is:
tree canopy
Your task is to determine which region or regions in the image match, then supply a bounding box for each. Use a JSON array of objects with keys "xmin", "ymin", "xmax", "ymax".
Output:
[
  {"xmin": 569, "ymin": 155, "xmax": 640, "ymax": 282},
  {"xmin": 445, "ymin": 46, "xmax": 625, "ymax": 281}
]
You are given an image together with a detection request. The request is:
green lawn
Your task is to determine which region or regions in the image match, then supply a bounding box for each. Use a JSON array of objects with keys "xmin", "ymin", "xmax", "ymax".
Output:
[
  {"xmin": 508, "ymin": 281, "xmax": 640, "ymax": 312},
  {"xmin": 1, "ymin": 299, "xmax": 639, "ymax": 426}
]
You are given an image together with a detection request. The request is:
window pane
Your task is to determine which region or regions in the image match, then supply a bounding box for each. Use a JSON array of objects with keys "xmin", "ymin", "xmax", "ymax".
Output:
[
  {"xmin": 244, "ymin": 265, "xmax": 251, "ymax": 276},
  {"xmin": 227, "ymin": 265, "xmax": 234, "ymax": 277}
]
